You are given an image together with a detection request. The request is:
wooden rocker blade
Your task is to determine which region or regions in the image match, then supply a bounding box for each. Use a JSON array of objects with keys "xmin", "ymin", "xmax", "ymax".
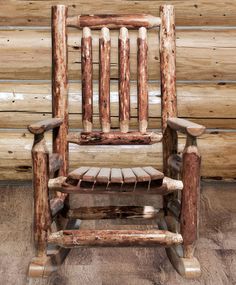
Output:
[{"xmin": 158, "ymin": 216, "xmax": 201, "ymax": 279}]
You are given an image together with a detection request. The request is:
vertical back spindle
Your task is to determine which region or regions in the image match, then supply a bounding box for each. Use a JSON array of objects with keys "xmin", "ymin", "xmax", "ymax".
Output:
[
  {"xmin": 99, "ymin": 27, "xmax": 111, "ymax": 133},
  {"xmin": 52, "ymin": 5, "xmax": 69, "ymax": 177},
  {"xmin": 137, "ymin": 27, "xmax": 148, "ymax": 133},
  {"xmin": 82, "ymin": 27, "xmax": 93, "ymax": 132},
  {"xmin": 119, "ymin": 27, "xmax": 130, "ymax": 133}
]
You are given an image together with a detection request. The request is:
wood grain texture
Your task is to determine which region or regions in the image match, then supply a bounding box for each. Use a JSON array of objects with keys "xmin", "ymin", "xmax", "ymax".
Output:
[
  {"xmin": 137, "ymin": 27, "xmax": 148, "ymax": 133},
  {"xmin": 67, "ymin": 206, "xmax": 161, "ymax": 220},
  {"xmin": 160, "ymin": 5, "xmax": 177, "ymax": 178},
  {"xmin": 160, "ymin": 5, "xmax": 177, "ymax": 131},
  {"xmin": 68, "ymin": 131, "xmax": 162, "ymax": 145},
  {"xmin": 48, "ymin": 229, "xmax": 183, "ymax": 247},
  {"xmin": 168, "ymin": 117, "xmax": 206, "ymax": 137},
  {"xmin": 119, "ymin": 27, "xmax": 130, "ymax": 133},
  {"xmin": 1, "ymin": 82, "xmax": 236, "ymax": 129},
  {"xmin": 1, "ymin": 0, "xmax": 236, "ymax": 26},
  {"xmin": 1, "ymin": 131, "xmax": 236, "ymax": 180},
  {"xmin": 31, "ymin": 134, "xmax": 51, "ymax": 257},
  {"xmin": 1, "ymin": 28, "xmax": 236, "ymax": 81},
  {"xmin": 81, "ymin": 27, "xmax": 93, "ymax": 132},
  {"xmin": 67, "ymin": 14, "xmax": 161, "ymax": 29},
  {"xmin": 51, "ymin": 5, "xmax": 69, "ymax": 177},
  {"xmin": 28, "ymin": 118, "xmax": 63, "ymax": 134},
  {"xmin": 99, "ymin": 27, "xmax": 111, "ymax": 133},
  {"xmin": 181, "ymin": 139, "xmax": 201, "ymax": 258},
  {"xmin": 49, "ymin": 153, "xmax": 62, "ymax": 177},
  {"xmin": 1, "ymin": 181, "xmax": 236, "ymax": 285}
]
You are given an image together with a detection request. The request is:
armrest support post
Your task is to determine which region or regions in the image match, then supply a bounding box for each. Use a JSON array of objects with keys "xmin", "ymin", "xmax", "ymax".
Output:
[
  {"xmin": 32, "ymin": 133, "xmax": 51, "ymax": 257},
  {"xmin": 180, "ymin": 134, "xmax": 201, "ymax": 258}
]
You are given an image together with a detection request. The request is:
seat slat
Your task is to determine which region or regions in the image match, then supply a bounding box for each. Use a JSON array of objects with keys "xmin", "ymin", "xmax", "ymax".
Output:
[
  {"xmin": 110, "ymin": 168, "xmax": 123, "ymax": 183},
  {"xmin": 96, "ymin": 168, "xmax": 111, "ymax": 183},
  {"xmin": 82, "ymin": 167, "xmax": 100, "ymax": 182},
  {"xmin": 142, "ymin": 166, "xmax": 164, "ymax": 180},
  {"xmin": 68, "ymin": 166, "xmax": 90, "ymax": 180},
  {"xmin": 122, "ymin": 168, "xmax": 137, "ymax": 183},
  {"xmin": 132, "ymin": 167, "xmax": 151, "ymax": 182}
]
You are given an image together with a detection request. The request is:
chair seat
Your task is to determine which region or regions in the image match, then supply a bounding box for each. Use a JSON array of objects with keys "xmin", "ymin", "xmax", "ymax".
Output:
[{"xmin": 67, "ymin": 166, "xmax": 164, "ymax": 185}]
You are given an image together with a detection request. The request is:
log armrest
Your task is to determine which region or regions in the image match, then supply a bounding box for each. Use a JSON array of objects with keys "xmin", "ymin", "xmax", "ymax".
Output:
[
  {"xmin": 167, "ymin": 117, "xmax": 205, "ymax": 137},
  {"xmin": 28, "ymin": 118, "xmax": 64, "ymax": 134}
]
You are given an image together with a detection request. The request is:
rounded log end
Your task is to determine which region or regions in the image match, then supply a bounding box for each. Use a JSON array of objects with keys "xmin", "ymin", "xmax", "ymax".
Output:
[
  {"xmin": 119, "ymin": 27, "xmax": 129, "ymax": 40},
  {"xmin": 139, "ymin": 120, "xmax": 148, "ymax": 134},
  {"xmin": 28, "ymin": 256, "xmax": 57, "ymax": 278},
  {"xmin": 186, "ymin": 126, "xmax": 206, "ymax": 137},
  {"xmin": 83, "ymin": 120, "xmax": 93, "ymax": 132},
  {"xmin": 83, "ymin": 27, "xmax": 92, "ymax": 38},
  {"xmin": 138, "ymin": 27, "xmax": 147, "ymax": 40},
  {"xmin": 160, "ymin": 4, "xmax": 174, "ymax": 13},
  {"xmin": 101, "ymin": 27, "xmax": 110, "ymax": 41},
  {"xmin": 102, "ymin": 122, "xmax": 111, "ymax": 133},
  {"xmin": 52, "ymin": 5, "xmax": 68, "ymax": 13},
  {"xmin": 120, "ymin": 120, "xmax": 129, "ymax": 133}
]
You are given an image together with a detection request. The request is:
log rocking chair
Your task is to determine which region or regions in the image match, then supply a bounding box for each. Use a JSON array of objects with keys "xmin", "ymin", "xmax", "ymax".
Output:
[{"xmin": 27, "ymin": 4, "xmax": 205, "ymax": 279}]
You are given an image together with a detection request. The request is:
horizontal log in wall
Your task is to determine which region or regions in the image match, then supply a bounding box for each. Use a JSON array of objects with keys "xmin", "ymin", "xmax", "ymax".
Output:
[
  {"xmin": 0, "ymin": 130, "xmax": 235, "ymax": 180},
  {"xmin": 0, "ymin": 82, "xmax": 235, "ymax": 129},
  {"xmin": 0, "ymin": 1, "xmax": 235, "ymax": 182},
  {"xmin": 1, "ymin": 29, "xmax": 236, "ymax": 80},
  {"xmin": 0, "ymin": 0, "xmax": 236, "ymax": 26}
]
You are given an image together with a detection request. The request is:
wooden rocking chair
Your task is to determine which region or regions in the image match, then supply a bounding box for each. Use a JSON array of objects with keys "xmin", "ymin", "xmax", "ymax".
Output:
[{"xmin": 27, "ymin": 4, "xmax": 205, "ymax": 279}]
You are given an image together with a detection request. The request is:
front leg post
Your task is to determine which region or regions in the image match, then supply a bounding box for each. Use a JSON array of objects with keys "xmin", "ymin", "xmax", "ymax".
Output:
[
  {"xmin": 28, "ymin": 133, "xmax": 53, "ymax": 277},
  {"xmin": 180, "ymin": 135, "xmax": 201, "ymax": 258},
  {"xmin": 32, "ymin": 133, "xmax": 51, "ymax": 257}
]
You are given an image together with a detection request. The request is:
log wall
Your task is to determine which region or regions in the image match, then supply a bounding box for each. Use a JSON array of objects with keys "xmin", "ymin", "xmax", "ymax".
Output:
[{"xmin": 0, "ymin": 0, "xmax": 236, "ymax": 180}]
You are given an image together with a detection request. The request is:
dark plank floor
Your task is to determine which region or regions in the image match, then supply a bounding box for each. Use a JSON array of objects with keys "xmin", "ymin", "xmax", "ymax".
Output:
[{"xmin": 0, "ymin": 180, "xmax": 235, "ymax": 285}]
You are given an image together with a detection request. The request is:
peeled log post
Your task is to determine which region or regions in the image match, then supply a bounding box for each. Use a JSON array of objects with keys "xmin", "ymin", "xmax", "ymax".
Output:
[
  {"xmin": 52, "ymin": 5, "xmax": 69, "ymax": 177},
  {"xmin": 180, "ymin": 136, "xmax": 201, "ymax": 258},
  {"xmin": 82, "ymin": 27, "xmax": 93, "ymax": 132},
  {"xmin": 32, "ymin": 134, "xmax": 51, "ymax": 257},
  {"xmin": 48, "ymin": 229, "xmax": 183, "ymax": 247},
  {"xmin": 137, "ymin": 27, "xmax": 148, "ymax": 133},
  {"xmin": 160, "ymin": 5, "xmax": 177, "ymax": 131},
  {"xmin": 160, "ymin": 5, "xmax": 178, "ymax": 178},
  {"xmin": 67, "ymin": 206, "xmax": 161, "ymax": 220},
  {"xmin": 119, "ymin": 27, "xmax": 130, "ymax": 133},
  {"xmin": 99, "ymin": 27, "xmax": 111, "ymax": 133}
]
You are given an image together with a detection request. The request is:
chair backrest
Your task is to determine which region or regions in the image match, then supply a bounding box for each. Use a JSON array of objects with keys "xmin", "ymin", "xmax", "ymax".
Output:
[{"xmin": 51, "ymin": 5, "xmax": 177, "ymax": 175}]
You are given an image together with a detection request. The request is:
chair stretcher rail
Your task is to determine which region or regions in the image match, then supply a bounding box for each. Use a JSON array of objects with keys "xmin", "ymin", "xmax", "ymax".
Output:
[
  {"xmin": 67, "ymin": 131, "xmax": 163, "ymax": 145},
  {"xmin": 48, "ymin": 229, "xmax": 183, "ymax": 247}
]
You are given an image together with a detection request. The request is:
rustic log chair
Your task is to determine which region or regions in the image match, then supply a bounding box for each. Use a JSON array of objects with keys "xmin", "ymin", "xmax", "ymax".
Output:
[{"xmin": 27, "ymin": 4, "xmax": 205, "ymax": 279}]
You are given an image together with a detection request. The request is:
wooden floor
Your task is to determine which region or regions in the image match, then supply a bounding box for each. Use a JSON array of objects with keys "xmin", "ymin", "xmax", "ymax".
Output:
[{"xmin": 0, "ymin": 180, "xmax": 235, "ymax": 285}]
